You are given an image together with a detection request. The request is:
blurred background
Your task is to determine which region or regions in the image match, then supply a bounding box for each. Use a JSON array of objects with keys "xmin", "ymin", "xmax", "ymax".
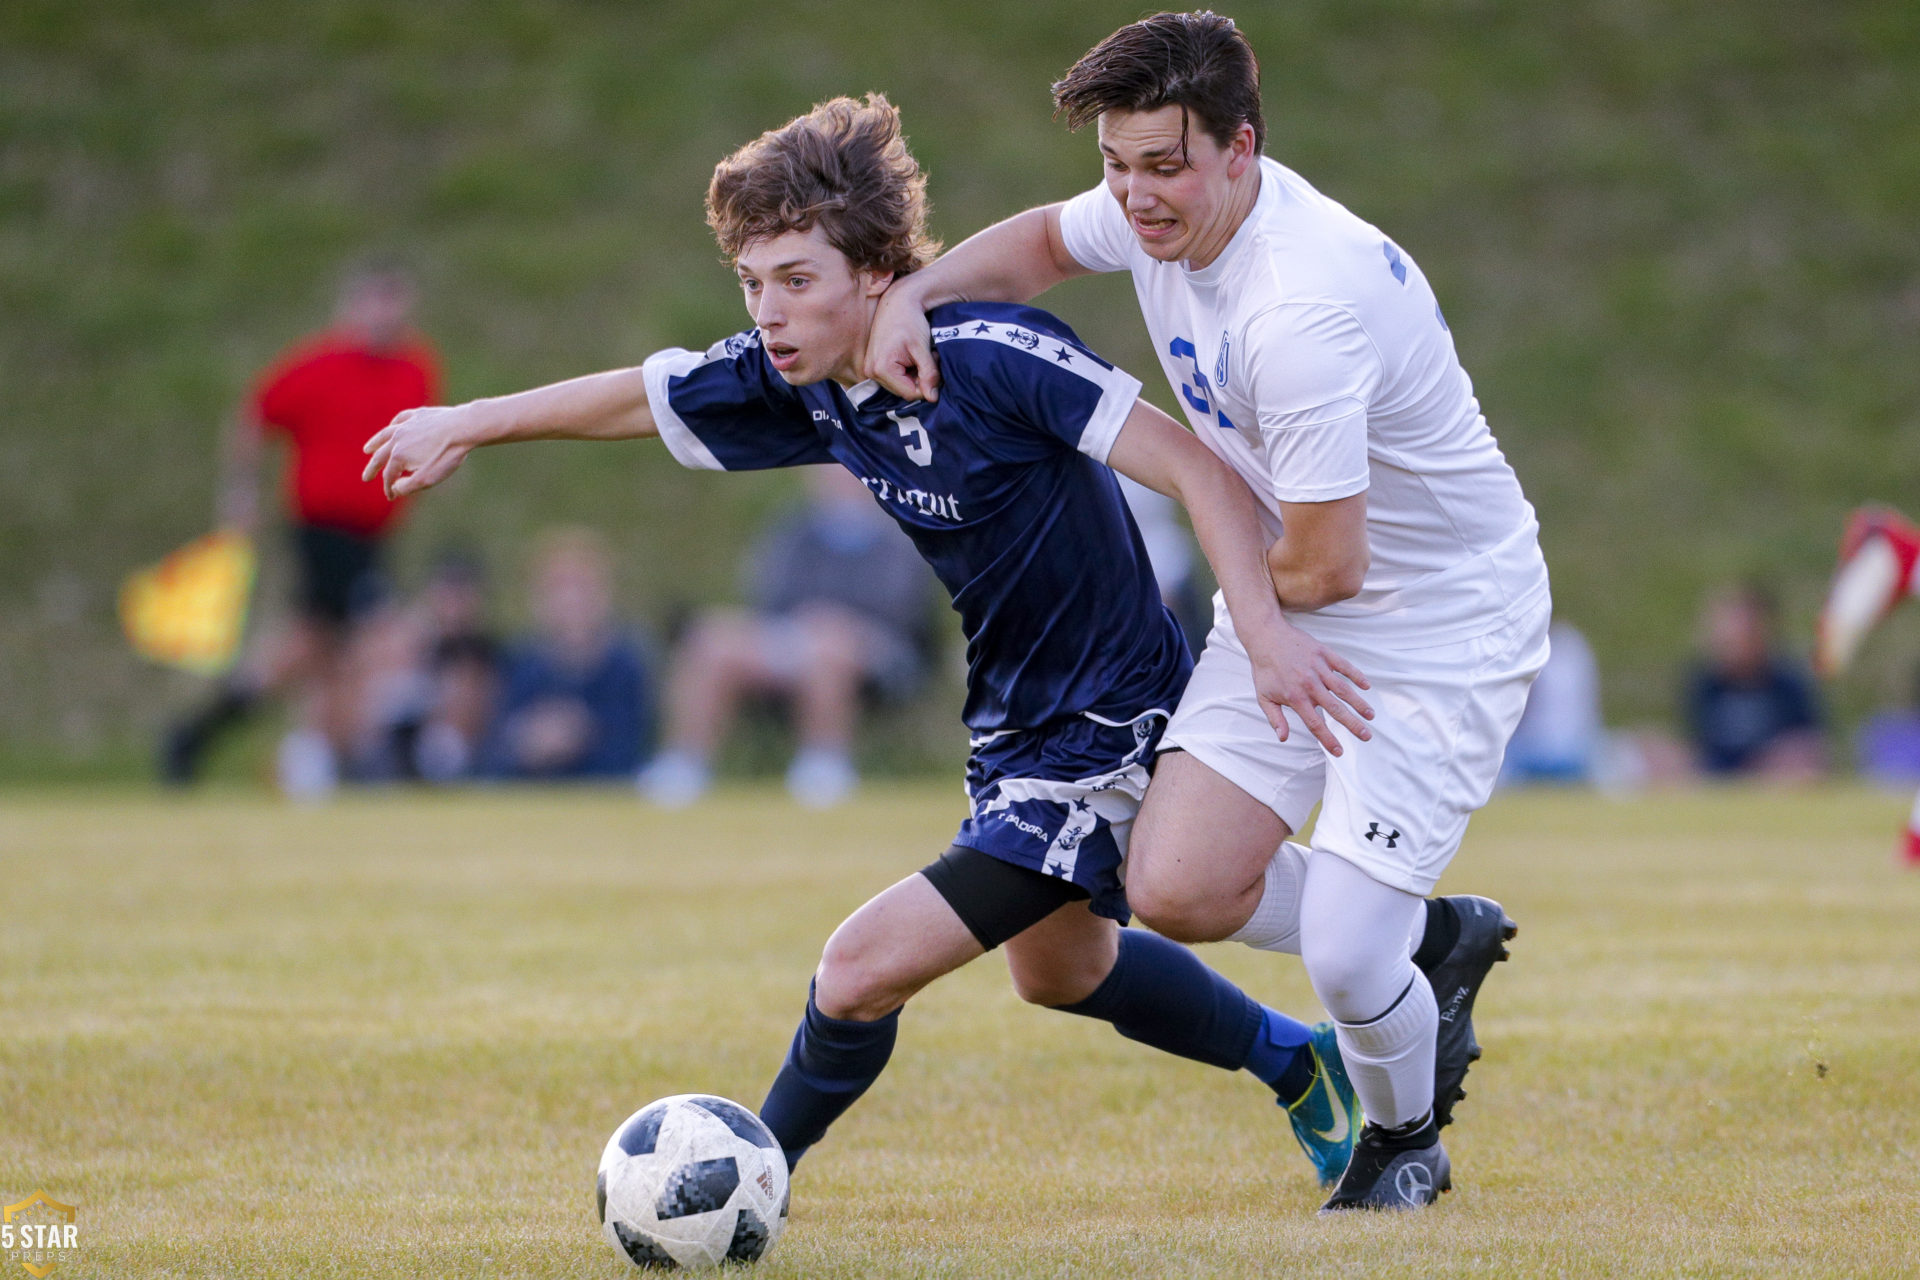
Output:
[{"xmin": 4, "ymin": 0, "xmax": 1918, "ymax": 786}]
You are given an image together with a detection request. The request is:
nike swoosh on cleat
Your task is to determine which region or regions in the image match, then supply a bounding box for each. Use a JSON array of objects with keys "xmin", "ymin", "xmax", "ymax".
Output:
[{"xmin": 1312, "ymin": 1102, "xmax": 1350, "ymax": 1145}]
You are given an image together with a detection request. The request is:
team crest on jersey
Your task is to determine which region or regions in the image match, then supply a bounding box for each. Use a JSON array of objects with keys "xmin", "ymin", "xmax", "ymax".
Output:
[
  {"xmin": 722, "ymin": 331, "xmax": 761, "ymax": 358},
  {"xmin": 1214, "ymin": 333, "xmax": 1231, "ymax": 390}
]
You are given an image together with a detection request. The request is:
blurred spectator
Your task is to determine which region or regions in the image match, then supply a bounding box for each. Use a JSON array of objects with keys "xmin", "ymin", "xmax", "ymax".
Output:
[
  {"xmin": 640, "ymin": 467, "xmax": 936, "ymax": 808},
  {"xmin": 344, "ymin": 549, "xmax": 501, "ymax": 783},
  {"xmin": 1117, "ymin": 474, "xmax": 1209, "ymax": 657},
  {"xmin": 1684, "ymin": 582, "xmax": 1826, "ymax": 780},
  {"xmin": 480, "ymin": 528, "xmax": 653, "ymax": 780},
  {"xmin": 1500, "ymin": 619, "xmax": 1603, "ymax": 785},
  {"xmin": 1856, "ymin": 662, "xmax": 1920, "ymax": 787},
  {"xmin": 161, "ymin": 260, "xmax": 440, "ymax": 797}
]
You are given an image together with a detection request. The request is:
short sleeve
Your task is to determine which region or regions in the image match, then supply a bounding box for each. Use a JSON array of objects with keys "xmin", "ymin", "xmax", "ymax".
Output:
[
  {"xmin": 1244, "ymin": 304, "xmax": 1381, "ymax": 504},
  {"xmin": 1056, "ymin": 183, "xmax": 1135, "ymax": 275},
  {"xmin": 641, "ymin": 331, "xmax": 831, "ymax": 472},
  {"xmin": 933, "ymin": 308, "xmax": 1142, "ymax": 463}
]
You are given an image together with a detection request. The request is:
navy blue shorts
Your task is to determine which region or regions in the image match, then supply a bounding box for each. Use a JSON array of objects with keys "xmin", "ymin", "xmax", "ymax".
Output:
[{"xmin": 953, "ymin": 709, "xmax": 1169, "ymax": 924}]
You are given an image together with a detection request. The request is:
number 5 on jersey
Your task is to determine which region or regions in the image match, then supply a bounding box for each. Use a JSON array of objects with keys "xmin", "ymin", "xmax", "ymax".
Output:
[{"xmin": 890, "ymin": 410, "xmax": 932, "ymax": 466}]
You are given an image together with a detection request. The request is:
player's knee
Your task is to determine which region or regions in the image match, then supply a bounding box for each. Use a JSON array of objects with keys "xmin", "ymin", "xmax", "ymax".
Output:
[
  {"xmin": 813, "ymin": 933, "xmax": 911, "ymax": 1022},
  {"xmin": 1300, "ymin": 932, "xmax": 1400, "ymax": 1024},
  {"xmin": 1126, "ymin": 873, "xmax": 1220, "ymax": 944},
  {"xmin": 1006, "ymin": 951, "xmax": 1106, "ymax": 1008}
]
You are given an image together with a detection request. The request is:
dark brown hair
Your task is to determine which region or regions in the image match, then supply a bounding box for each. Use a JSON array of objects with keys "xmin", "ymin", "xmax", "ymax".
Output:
[
  {"xmin": 1052, "ymin": 11, "xmax": 1265, "ymax": 158},
  {"xmin": 706, "ymin": 94, "xmax": 940, "ymax": 278}
]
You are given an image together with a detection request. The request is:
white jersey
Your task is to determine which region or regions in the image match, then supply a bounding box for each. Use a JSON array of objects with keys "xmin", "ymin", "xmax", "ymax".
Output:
[{"xmin": 1059, "ymin": 156, "xmax": 1549, "ymax": 645}]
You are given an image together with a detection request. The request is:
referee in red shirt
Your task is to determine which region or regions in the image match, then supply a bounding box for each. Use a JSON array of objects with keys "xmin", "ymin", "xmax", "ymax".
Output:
[{"xmin": 162, "ymin": 262, "xmax": 441, "ymax": 791}]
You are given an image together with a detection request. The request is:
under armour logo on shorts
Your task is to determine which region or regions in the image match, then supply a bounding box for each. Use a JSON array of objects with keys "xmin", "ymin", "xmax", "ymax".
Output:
[{"xmin": 1365, "ymin": 822, "xmax": 1401, "ymax": 848}]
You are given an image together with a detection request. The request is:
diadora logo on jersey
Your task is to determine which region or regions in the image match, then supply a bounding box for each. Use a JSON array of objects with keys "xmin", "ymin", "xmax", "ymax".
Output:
[
  {"xmin": 1364, "ymin": 822, "xmax": 1401, "ymax": 848},
  {"xmin": 1214, "ymin": 333, "xmax": 1230, "ymax": 389},
  {"xmin": 996, "ymin": 810, "xmax": 1051, "ymax": 841},
  {"xmin": 810, "ymin": 409, "xmax": 843, "ymax": 430},
  {"xmin": 859, "ymin": 475, "xmax": 963, "ymax": 523}
]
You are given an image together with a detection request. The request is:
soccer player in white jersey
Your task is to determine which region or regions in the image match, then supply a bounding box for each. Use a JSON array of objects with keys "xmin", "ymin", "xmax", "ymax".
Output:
[{"xmin": 868, "ymin": 12, "xmax": 1552, "ymax": 1209}]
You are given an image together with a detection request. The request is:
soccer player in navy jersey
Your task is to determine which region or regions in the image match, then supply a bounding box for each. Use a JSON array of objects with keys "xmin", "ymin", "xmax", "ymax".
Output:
[{"xmin": 365, "ymin": 95, "xmax": 1380, "ymax": 1198}]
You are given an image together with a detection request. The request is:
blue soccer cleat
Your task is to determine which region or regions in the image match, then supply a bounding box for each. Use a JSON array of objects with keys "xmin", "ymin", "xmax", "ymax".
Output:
[{"xmin": 1282, "ymin": 1021, "xmax": 1362, "ymax": 1186}]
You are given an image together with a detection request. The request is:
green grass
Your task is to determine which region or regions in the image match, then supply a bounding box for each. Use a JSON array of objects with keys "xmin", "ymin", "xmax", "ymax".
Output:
[{"xmin": 4, "ymin": 784, "xmax": 1919, "ymax": 1276}]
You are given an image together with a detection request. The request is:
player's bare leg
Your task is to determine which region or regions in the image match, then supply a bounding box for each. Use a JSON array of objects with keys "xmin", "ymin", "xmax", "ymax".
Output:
[
  {"xmin": 812, "ymin": 873, "xmax": 984, "ymax": 1021},
  {"xmin": 757, "ymin": 872, "xmax": 981, "ymax": 1172},
  {"xmin": 1002, "ymin": 898, "xmax": 1118, "ymax": 1006},
  {"xmin": 1127, "ymin": 749, "xmax": 1293, "ymax": 944},
  {"xmin": 762, "ymin": 861, "xmax": 1356, "ymax": 1183},
  {"xmin": 1130, "ymin": 748, "xmax": 1512, "ymax": 1145}
]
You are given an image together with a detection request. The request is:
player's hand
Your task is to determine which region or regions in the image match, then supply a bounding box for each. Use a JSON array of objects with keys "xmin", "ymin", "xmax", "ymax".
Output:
[
  {"xmin": 864, "ymin": 281, "xmax": 942, "ymax": 402},
  {"xmin": 1249, "ymin": 624, "xmax": 1374, "ymax": 756},
  {"xmin": 362, "ymin": 405, "xmax": 479, "ymax": 499}
]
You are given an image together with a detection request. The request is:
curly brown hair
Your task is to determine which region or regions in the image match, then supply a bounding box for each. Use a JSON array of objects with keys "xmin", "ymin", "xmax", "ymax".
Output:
[{"xmin": 706, "ymin": 94, "xmax": 941, "ymax": 279}]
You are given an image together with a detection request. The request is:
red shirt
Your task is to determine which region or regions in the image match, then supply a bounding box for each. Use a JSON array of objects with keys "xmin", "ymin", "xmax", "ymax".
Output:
[{"xmin": 251, "ymin": 333, "xmax": 441, "ymax": 538}]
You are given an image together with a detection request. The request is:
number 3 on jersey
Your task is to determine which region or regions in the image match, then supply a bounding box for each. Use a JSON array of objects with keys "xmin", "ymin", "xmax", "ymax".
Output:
[
  {"xmin": 1169, "ymin": 337, "xmax": 1239, "ymax": 434},
  {"xmin": 889, "ymin": 410, "xmax": 932, "ymax": 466}
]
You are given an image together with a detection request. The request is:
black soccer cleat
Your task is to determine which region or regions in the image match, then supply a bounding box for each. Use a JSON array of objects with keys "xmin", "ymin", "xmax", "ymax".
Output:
[
  {"xmin": 1318, "ymin": 1118, "xmax": 1451, "ymax": 1212},
  {"xmin": 1419, "ymin": 895, "xmax": 1517, "ymax": 1131}
]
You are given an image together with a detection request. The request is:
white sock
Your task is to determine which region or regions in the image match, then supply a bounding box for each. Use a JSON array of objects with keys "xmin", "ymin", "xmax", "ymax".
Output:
[
  {"xmin": 1298, "ymin": 851, "xmax": 1435, "ymax": 1128},
  {"xmin": 1336, "ymin": 970, "xmax": 1439, "ymax": 1129},
  {"xmin": 1226, "ymin": 841, "xmax": 1309, "ymax": 954}
]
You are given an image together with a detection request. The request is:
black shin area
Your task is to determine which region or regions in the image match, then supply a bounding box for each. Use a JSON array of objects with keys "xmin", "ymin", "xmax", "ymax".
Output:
[
  {"xmin": 919, "ymin": 844, "xmax": 1088, "ymax": 950},
  {"xmin": 1412, "ymin": 898, "xmax": 1461, "ymax": 972}
]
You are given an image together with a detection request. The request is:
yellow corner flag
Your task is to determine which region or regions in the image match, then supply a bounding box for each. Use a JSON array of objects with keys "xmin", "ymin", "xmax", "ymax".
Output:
[{"xmin": 119, "ymin": 529, "xmax": 257, "ymax": 676}]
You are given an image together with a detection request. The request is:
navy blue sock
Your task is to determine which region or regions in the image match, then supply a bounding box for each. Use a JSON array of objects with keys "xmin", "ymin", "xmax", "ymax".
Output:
[
  {"xmin": 758, "ymin": 984, "xmax": 898, "ymax": 1173},
  {"xmin": 1248, "ymin": 1007, "xmax": 1317, "ymax": 1104},
  {"xmin": 1055, "ymin": 929, "xmax": 1311, "ymax": 1093}
]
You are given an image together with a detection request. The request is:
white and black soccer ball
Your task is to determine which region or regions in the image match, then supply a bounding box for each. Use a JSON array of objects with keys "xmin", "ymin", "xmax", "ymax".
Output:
[{"xmin": 596, "ymin": 1094, "xmax": 789, "ymax": 1270}]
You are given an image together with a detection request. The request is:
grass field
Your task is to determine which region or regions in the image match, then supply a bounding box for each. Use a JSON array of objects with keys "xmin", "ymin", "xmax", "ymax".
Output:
[{"xmin": 3, "ymin": 783, "xmax": 1918, "ymax": 1277}]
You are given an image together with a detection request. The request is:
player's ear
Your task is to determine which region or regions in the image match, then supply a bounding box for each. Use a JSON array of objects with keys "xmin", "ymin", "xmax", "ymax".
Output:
[
  {"xmin": 1226, "ymin": 123, "xmax": 1258, "ymax": 178},
  {"xmin": 860, "ymin": 269, "xmax": 896, "ymax": 298}
]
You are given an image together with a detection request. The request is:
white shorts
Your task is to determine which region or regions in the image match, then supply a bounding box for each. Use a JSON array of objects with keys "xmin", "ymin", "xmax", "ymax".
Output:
[{"xmin": 1162, "ymin": 591, "xmax": 1552, "ymax": 896}]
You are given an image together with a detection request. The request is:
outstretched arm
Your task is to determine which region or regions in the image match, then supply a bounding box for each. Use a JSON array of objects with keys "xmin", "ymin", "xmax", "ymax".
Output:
[
  {"xmin": 1105, "ymin": 400, "xmax": 1374, "ymax": 754},
  {"xmin": 362, "ymin": 367, "xmax": 656, "ymax": 499},
  {"xmin": 866, "ymin": 204, "xmax": 1088, "ymax": 402}
]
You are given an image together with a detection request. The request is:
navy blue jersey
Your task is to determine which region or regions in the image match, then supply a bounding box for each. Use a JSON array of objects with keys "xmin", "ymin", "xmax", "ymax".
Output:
[{"xmin": 642, "ymin": 301, "xmax": 1191, "ymax": 732}]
